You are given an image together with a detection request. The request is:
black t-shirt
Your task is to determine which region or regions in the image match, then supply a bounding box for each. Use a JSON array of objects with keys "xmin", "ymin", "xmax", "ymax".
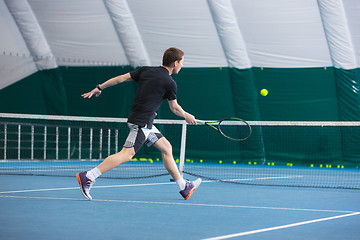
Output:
[{"xmin": 128, "ymin": 66, "xmax": 177, "ymax": 127}]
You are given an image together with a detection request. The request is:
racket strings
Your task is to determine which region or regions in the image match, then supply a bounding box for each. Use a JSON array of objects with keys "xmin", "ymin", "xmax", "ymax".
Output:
[{"xmin": 218, "ymin": 120, "xmax": 251, "ymax": 141}]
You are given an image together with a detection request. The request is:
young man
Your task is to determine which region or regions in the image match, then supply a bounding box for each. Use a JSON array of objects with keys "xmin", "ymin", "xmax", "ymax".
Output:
[{"xmin": 77, "ymin": 47, "xmax": 201, "ymax": 200}]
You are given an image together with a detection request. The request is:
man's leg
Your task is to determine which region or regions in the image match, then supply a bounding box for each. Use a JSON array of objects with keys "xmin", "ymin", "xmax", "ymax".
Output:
[
  {"xmin": 153, "ymin": 137, "xmax": 182, "ymax": 181},
  {"xmin": 77, "ymin": 122, "xmax": 142, "ymax": 200},
  {"xmin": 96, "ymin": 147, "xmax": 135, "ymax": 174},
  {"xmin": 153, "ymin": 137, "xmax": 201, "ymax": 200},
  {"xmin": 76, "ymin": 147, "xmax": 135, "ymax": 200}
]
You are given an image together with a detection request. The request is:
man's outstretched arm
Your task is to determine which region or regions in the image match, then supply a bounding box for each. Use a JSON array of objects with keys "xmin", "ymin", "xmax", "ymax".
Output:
[
  {"xmin": 168, "ymin": 99, "xmax": 197, "ymax": 124},
  {"xmin": 82, "ymin": 73, "xmax": 132, "ymax": 98}
]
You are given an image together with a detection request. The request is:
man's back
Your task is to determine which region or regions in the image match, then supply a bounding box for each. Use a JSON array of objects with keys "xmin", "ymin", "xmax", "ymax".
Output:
[{"xmin": 128, "ymin": 66, "xmax": 177, "ymax": 127}]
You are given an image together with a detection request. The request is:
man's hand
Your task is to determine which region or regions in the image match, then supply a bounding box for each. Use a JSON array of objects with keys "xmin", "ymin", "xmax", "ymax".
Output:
[
  {"xmin": 168, "ymin": 99, "xmax": 197, "ymax": 124},
  {"xmin": 81, "ymin": 88, "xmax": 102, "ymax": 98},
  {"xmin": 185, "ymin": 113, "xmax": 197, "ymax": 124}
]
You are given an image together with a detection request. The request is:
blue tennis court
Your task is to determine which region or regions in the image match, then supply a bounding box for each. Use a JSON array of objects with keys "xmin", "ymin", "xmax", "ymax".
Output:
[
  {"xmin": 1, "ymin": 174, "xmax": 359, "ymax": 240},
  {"xmin": 1, "ymin": 114, "xmax": 360, "ymax": 239},
  {"xmin": 2, "ymin": 1, "xmax": 360, "ymax": 239}
]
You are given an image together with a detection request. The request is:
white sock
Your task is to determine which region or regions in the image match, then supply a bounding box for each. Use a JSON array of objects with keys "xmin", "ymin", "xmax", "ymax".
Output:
[
  {"xmin": 176, "ymin": 178, "xmax": 186, "ymax": 191},
  {"xmin": 86, "ymin": 167, "xmax": 102, "ymax": 181}
]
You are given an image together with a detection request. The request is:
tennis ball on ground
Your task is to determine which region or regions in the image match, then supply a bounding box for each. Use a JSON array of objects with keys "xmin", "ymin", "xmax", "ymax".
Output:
[{"xmin": 260, "ymin": 89, "xmax": 268, "ymax": 96}]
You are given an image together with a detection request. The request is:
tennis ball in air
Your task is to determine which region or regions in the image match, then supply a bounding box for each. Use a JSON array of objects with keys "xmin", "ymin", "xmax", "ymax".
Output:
[{"xmin": 260, "ymin": 89, "xmax": 268, "ymax": 96}]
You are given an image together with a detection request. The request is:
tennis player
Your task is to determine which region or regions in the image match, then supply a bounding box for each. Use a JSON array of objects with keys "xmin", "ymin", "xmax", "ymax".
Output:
[{"xmin": 77, "ymin": 47, "xmax": 201, "ymax": 200}]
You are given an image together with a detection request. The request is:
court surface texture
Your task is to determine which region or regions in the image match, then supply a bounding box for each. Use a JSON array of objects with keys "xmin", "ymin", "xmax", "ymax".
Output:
[{"xmin": 1, "ymin": 175, "xmax": 359, "ymax": 240}]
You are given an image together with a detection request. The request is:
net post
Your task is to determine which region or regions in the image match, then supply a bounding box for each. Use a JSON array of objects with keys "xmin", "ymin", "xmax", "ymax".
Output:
[
  {"xmin": 99, "ymin": 128, "xmax": 103, "ymax": 159},
  {"xmin": 4, "ymin": 124, "xmax": 7, "ymax": 160},
  {"xmin": 67, "ymin": 127, "xmax": 71, "ymax": 159},
  {"xmin": 31, "ymin": 125, "xmax": 34, "ymax": 160},
  {"xmin": 56, "ymin": 126, "xmax": 59, "ymax": 160},
  {"xmin": 179, "ymin": 121, "xmax": 187, "ymax": 177},
  {"xmin": 43, "ymin": 126, "xmax": 47, "ymax": 160},
  {"xmin": 107, "ymin": 129, "xmax": 111, "ymax": 156},
  {"xmin": 79, "ymin": 128, "xmax": 82, "ymax": 160},
  {"xmin": 90, "ymin": 128, "xmax": 93, "ymax": 159},
  {"xmin": 17, "ymin": 125, "xmax": 21, "ymax": 160},
  {"xmin": 115, "ymin": 129, "xmax": 119, "ymax": 153}
]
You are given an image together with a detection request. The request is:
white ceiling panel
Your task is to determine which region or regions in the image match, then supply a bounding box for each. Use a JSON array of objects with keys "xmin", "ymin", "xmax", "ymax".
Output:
[
  {"xmin": 232, "ymin": 0, "xmax": 332, "ymax": 67},
  {"xmin": 343, "ymin": 0, "xmax": 360, "ymax": 67},
  {"xmin": 127, "ymin": 0, "xmax": 227, "ymax": 67},
  {"xmin": 0, "ymin": 0, "xmax": 37, "ymax": 89},
  {"xmin": 28, "ymin": 0, "xmax": 128, "ymax": 66}
]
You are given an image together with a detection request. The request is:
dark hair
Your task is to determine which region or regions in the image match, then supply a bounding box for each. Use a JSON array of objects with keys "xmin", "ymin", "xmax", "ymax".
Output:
[{"xmin": 162, "ymin": 47, "xmax": 184, "ymax": 67}]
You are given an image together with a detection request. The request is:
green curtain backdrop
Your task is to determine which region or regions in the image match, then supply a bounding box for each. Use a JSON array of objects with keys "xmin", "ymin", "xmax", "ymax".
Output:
[
  {"xmin": 1, "ymin": 66, "xmax": 359, "ymax": 167},
  {"xmin": 0, "ymin": 68, "xmax": 68, "ymax": 115}
]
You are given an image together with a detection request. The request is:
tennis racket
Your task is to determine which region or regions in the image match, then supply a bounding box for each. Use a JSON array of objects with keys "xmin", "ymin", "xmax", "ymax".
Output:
[{"xmin": 197, "ymin": 118, "xmax": 252, "ymax": 141}]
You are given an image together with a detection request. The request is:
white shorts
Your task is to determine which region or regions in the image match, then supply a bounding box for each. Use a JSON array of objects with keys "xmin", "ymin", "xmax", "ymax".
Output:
[{"xmin": 123, "ymin": 123, "xmax": 164, "ymax": 153}]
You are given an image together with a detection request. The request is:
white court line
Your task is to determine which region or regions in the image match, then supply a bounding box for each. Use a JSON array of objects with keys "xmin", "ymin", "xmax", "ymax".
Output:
[
  {"xmin": 0, "ymin": 186, "xmax": 79, "ymax": 194},
  {"xmin": 0, "ymin": 195, "xmax": 355, "ymax": 214},
  {"xmin": 211, "ymin": 175, "xmax": 303, "ymax": 182},
  {"xmin": 202, "ymin": 212, "xmax": 360, "ymax": 240},
  {"xmin": 0, "ymin": 182, "xmax": 173, "ymax": 194},
  {"xmin": 0, "ymin": 175, "xmax": 300, "ymax": 194}
]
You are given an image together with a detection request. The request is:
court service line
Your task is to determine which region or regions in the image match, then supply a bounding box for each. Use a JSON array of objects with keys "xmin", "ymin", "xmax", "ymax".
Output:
[
  {"xmin": 0, "ymin": 179, "xmax": 225, "ymax": 194},
  {"xmin": 202, "ymin": 212, "xmax": 360, "ymax": 240},
  {"xmin": 0, "ymin": 182, "xmax": 174, "ymax": 194},
  {"xmin": 209, "ymin": 175, "xmax": 303, "ymax": 182},
  {"xmin": 0, "ymin": 176, "xmax": 292, "ymax": 194},
  {"xmin": 0, "ymin": 195, "xmax": 356, "ymax": 214}
]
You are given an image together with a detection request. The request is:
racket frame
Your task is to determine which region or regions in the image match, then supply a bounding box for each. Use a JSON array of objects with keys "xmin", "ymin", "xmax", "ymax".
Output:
[{"xmin": 197, "ymin": 117, "xmax": 252, "ymax": 141}]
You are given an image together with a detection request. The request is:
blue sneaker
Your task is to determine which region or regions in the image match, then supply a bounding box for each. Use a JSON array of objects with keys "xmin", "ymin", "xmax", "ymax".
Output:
[
  {"xmin": 180, "ymin": 178, "xmax": 201, "ymax": 200},
  {"xmin": 76, "ymin": 172, "xmax": 94, "ymax": 200}
]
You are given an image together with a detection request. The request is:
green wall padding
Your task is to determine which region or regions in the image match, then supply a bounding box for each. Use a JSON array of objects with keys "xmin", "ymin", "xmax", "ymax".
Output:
[
  {"xmin": 59, "ymin": 67, "xmax": 235, "ymax": 120},
  {"xmin": 2, "ymin": 66, "xmax": 360, "ymax": 168},
  {"xmin": 60, "ymin": 66, "xmax": 136, "ymax": 118},
  {"xmin": 228, "ymin": 68, "xmax": 264, "ymax": 162},
  {"xmin": 2, "ymin": 66, "xmax": 346, "ymax": 121},
  {"xmin": 334, "ymin": 68, "xmax": 360, "ymax": 121},
  {"xmin": 0, "ymin": 72, "xmax": 46, "ymax": 114},
  {"xmin": 40, "ymin": 68, "xmax": 68, "ymax": 115},
  {"xmin": 334, "ymin": 68, "xmax": 360, "ymax": 164},
  {"xmin": 158, "ymin": 67, "xmax": 235, "ymax": 120},
  {"xmin": 0, "ymin": 68, "xmax": 68, "ymax": 115},
  {"xmin": 253, "ymin": 67, "xmax": 339, "ymax": 121},
  {"xmin": 229, "ymin": 68, "xmax": 260, "ymax": 120}
]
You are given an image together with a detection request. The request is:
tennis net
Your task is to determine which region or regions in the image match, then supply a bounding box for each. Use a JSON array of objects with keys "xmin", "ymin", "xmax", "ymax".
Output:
[
  {"xmin": 0, "ymin": 113, "xmax": 183, "ymax": 179},
  {"xmin": 1, "ymin": 113, "xmax": 360, "ymax": 189}
]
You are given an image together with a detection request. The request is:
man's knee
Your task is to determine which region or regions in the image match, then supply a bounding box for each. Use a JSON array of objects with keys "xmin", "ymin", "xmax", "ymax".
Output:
[
  {"xmin": 161, "ymin": 139, "xmax": 173, "ymax": 155},
  {"xmin": 154, "ymin": 137, "xmax": 172, "ymax": 155},
  {"xmin": 120, "ymin": 147, "xmax": 136, "ymax": 159}
]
